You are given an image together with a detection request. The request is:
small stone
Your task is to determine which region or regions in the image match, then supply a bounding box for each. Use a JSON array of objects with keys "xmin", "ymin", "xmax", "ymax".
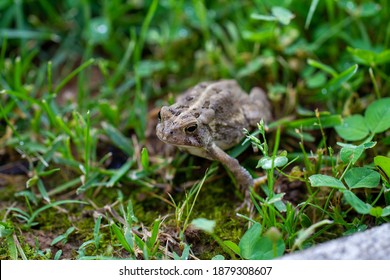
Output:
[{"xmin": 279, "ymin": 224, "xmax": 390, "ymax": 260}]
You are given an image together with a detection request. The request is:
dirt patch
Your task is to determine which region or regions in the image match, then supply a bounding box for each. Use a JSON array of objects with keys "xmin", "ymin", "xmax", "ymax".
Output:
[{"xmin": 23, "ymin": 229, "xmax": 82, "ymax": 259}]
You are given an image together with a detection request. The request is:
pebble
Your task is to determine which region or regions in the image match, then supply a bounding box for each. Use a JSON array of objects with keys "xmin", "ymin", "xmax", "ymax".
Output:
[{"xmin": 279, "ymin": 223, "xmax": 390, "ymax": 259}]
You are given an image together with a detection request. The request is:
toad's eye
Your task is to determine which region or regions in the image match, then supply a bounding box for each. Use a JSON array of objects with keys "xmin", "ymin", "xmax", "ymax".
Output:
[
  {"xmin": 157, "ymin": 110, "xmax": 161, "ymax": 121},
  {"xmin": 185, "ymin": 124, "xmax": 198, "ymax": 133}
]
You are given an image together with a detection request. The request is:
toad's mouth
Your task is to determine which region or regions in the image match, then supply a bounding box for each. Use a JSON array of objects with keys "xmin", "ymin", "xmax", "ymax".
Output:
[
  {"xmin": 156, "ymin": 134, "xmax": 211, "ymax": 159},
  {"xmin": 156, "ymin": 131, "xmax": 202, "ymax": 148},
  {"xmin": 176, "ymin": 145, "xmax": 211, "ymax": 160},
  {"xmin": 160, "ymin": 139, "xmax": 202, "ymax": 149}
]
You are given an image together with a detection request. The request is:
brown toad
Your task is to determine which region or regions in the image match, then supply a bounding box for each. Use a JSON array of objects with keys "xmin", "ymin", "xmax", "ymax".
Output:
[{"xmin": 156, "ymin": 80, "xmax": 271, "ymax": 187}]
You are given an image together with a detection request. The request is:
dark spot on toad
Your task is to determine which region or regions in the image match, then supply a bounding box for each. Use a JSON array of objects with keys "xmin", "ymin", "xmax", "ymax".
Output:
[
  {"xmin": 213, "ymin": 87, "xmax": 222, "ymax": 93},
  {"xmin": 202, "ymin": 100, "xmax": 210, "ymax": 109}
]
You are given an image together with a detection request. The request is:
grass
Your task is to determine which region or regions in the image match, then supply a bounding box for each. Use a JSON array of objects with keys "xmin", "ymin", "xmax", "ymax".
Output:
[{"xmin": 1, "ymin": 0, "xmax": 390, "ymax": 260}]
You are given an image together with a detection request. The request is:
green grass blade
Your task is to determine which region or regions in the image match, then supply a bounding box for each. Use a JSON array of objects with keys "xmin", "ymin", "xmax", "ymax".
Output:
[
  {"xmin": 305, "ymin": 0, "xmax": 320, "ymax": 29},
  {"xmin": 27, "ymin": 200, "xmax": 88, "ymax": 228},
  {"xmin": 54, "ymin": 58, "xmax": 95, "ymax": 94}
]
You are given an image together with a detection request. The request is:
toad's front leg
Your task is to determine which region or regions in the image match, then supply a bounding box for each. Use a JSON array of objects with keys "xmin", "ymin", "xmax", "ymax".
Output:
[{"xmin": 207, "ymin": 142, "xmax": 254, "ymax": 188}]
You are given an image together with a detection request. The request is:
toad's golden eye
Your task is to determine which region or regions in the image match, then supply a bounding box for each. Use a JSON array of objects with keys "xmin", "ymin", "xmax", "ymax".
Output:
[{"xmin": 185, "ymin": 124, "xmax": 198, "ymax": 133}]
